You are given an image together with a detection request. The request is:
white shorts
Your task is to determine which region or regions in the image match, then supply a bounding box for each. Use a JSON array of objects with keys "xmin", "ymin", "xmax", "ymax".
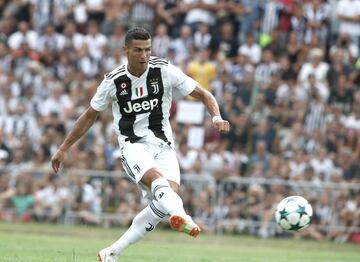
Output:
[{"xmin": 119, "ymin": 140, "xmax": 180, "ymax": 198}]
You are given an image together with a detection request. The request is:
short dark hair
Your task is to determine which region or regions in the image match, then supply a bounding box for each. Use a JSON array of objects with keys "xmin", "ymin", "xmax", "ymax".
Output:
[{"xmin": 125, "ymin": 27, "xmax": 151, "ymax": 46}]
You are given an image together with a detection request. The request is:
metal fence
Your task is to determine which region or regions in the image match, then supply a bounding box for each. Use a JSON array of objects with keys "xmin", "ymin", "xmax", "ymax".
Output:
[
  {"xmin": 216, "ymin": 177, "xmax": 360, "ymax": 238},
  {"xmin": 1, "ymin": 168, "xmax": 360, "ymax": 239}
]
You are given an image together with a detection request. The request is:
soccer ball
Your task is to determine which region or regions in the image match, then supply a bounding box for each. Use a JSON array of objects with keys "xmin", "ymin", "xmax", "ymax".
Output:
[{"xmin": 275, "ymin": 196, "xmax": 313, "ymax": 232}]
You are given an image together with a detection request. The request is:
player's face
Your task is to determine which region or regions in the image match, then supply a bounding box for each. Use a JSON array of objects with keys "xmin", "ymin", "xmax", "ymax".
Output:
[{"xmin": 124, "ymin": 39, "xmax": 151, "ymax": 71}]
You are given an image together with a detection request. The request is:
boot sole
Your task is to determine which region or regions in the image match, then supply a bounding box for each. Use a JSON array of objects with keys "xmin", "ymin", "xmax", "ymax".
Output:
[{"xmin": 169, "ymin": 215, "xmax": 200, "ymax": 237}]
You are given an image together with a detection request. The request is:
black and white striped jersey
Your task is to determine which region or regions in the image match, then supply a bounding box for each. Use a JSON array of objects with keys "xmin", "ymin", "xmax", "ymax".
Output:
[{"xmin": 90, "ymin": 56, "xmax": 198, "ymax": 146}]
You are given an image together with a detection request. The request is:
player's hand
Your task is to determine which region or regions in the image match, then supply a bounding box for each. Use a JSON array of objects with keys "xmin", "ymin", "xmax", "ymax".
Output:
[
  {"xmin": 51, "ymin": 149, "xmax": 65, "ymax": 173},
  {"xmin": 213, "ymin": 119, "xmax": 230, "ymax": 134}
]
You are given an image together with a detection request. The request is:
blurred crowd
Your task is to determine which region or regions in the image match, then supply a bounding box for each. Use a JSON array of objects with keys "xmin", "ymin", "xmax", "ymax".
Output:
[{"xmin": 0, "ymin": 0, "xmax": 359, "ymax": 242}]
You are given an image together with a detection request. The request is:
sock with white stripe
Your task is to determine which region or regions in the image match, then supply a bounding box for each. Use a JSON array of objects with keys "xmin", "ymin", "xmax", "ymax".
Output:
[
  {"xmin": 109, "ymin": 201, "xmax": 165, "ymax": 256},
  {"xmin": 151, "ymin": 178, "xmax": 187, "ymax": 217}
]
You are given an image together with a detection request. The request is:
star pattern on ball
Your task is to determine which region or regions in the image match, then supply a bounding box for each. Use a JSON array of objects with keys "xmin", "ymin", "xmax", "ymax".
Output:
[
  {"xmin": 279, "ymin": 209, "xmax": 288, "ymax": 220},
  {"xmin": 289, "ymin": 223, "xmax": 303, "ymax": 231},
  {"xmin": 296, "ymin": 206, "xmax": 307, "ymax": 218}
]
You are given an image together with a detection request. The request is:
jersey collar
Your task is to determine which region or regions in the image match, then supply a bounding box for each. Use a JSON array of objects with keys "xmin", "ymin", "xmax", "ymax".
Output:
[{"xmin": 125, "ymin": 63, "xmax": 149, "ymax": 80}]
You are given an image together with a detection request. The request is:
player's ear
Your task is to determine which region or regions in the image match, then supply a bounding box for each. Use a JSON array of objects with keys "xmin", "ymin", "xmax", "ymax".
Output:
[{"xmin": 123, "ymin": 45, "xmax": 129, "ymax": 55}]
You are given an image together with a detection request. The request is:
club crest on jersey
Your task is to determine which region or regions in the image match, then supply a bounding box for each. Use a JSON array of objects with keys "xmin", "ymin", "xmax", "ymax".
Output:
[
  {"xmin": 150, "ymin": 80, "xmax": 159, "ymax": 94},
  {"xmin": 135, "ymin": 86, "xmax": 144, "ymax": 97},
  {"xmin": 121, "ymin": 83, "xmax": 127, "ymax": 89}
]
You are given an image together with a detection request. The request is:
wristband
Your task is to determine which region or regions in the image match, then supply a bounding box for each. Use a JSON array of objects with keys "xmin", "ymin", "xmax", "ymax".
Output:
[{"xmin": 212, "ymin": 116, "xmax": 222, "ymax": 124}]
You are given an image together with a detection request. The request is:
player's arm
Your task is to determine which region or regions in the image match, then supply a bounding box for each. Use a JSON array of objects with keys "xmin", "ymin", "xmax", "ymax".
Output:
[
  {"xmin": 51, "ymin": 106, "xmax": 99, "ymax": 173},
  {"xmin": 189, "ymin": 85, "xmax": 230, "ymax": 133}
]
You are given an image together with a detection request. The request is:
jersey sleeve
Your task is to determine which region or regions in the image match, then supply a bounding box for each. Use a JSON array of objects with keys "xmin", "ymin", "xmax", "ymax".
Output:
[
  {"xmin": 90, "ymin": 78, "xmax": 115, "ymax": 111},
  {"xmin": 167, "ymin": 63, "xmax": 198, "ymax": 96}
]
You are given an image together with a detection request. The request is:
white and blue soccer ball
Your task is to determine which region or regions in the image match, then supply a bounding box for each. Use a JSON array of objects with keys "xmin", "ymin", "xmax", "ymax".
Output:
[{"xmin": 275, "ymin": 196, "xmax": 313, "ymax": 232}]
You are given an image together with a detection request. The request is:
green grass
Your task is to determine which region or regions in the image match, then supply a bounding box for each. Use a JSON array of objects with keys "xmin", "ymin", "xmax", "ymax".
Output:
[{"xmin": 0, "ymin": 222, "xmax": 359, "ymax": 262}]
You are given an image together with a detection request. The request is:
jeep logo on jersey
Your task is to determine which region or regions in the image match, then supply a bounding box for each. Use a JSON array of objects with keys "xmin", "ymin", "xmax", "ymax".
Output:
[{"xmin": 123, "ymin": 98, "xmax": 159, "ymax": 114}]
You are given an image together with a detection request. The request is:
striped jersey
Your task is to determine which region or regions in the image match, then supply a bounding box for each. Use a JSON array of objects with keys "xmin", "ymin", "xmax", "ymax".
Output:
[{"xmin": 90, "ymin": 56, "xmax": 197, "ymax": 146}]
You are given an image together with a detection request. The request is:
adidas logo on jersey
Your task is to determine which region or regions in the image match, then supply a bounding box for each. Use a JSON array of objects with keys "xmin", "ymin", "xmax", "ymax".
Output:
[
  {"xmin": 123, "ymin": 98, "xmax": 159, "ymax": 114},
  {"xmin": 120, "ymin": 89, "xmax": 128, "ymax": 96}
]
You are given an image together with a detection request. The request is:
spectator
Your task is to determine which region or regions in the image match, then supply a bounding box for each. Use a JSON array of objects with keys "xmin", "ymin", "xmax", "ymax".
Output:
[
  {"xmin": 329, "ymin": 33, "xmax": 359, "ymax": 65},
  {"xmin": 310, "ymin": 148, "xmax": 335, "ymax": 181},
  {"xmin": 0, "ymin": 101, "xmax": 40, "ymax": 142},
  {"xmin": 210, "ymin": 21, "xmax": 239, "ymax": 59},
  {"xmin": 300, "ymin": 73, "xmax": 329, "ymax": 102},
  {"xmin": 171, "ymin": 24, "xmax": 193, "ymax": 66},
  {"xmin": 303, "ymin": 0, "xmax": 330, "ymax": 44},
  {"xmin": 290, "ymin": 2, "xmax": 306, "ymax": 43},
  {"xmin": 336, "ymin": 0, "xmax": 360, "ymax": 46},
  {"xmin": 298, "ymin": 48, "xmax": 329, "ymax": 83},
  {"xmin": 152, "ymin": 23, "xmax": 171, "ymax": 58},
  {"xmin": 236, "ymin": 0, "xmax": 262, "ymax": 42},
  {"xmin": 193, "ymin": 22, "xmax": 212, "ymax": 50},
  {"xmin": 127, "ymin": 0, "xmax": 157, "ymax": 33},
  {"xmin": 0, "ymin": 42, "xmax": 11, "ymax": 73},
  {"xmin": 250, "ymin": 140, "xmax": 271, "ymax": 172},
  {"xmin": 254, "ymin": 49, "xmax": 279, "ymax": 88},
  {"xmin": 183, "ymin": 0, "xmax": 217, "ymax": 32},
  {"xmin": 34, "ymin": 174, "xmax": 69, "ymax": 222},
  {"xmin": 0, "ymin": 176, "xmax": 34, "ymax": 222},
  {"xmin": 84, "ymin": 21, "xmax": 107, "ymax": 60},
  {"xmin": 327, "ymin": 49, "xmax": 353, "ymax": 89},
  {"xmin": 62, "ymin": 21, "xmax": 85, "ymax": 53},
  {"xmin": 328, "ymin": 74, "xmax": 354, "ymax": 115},
  {"xmin": 86, "ymin": 0, "xmax": 105, "ymax": 23},
  {"xmin": 238, "ymin": 33, "xmax": 262, "ymax": 65},
  {"xmin": 187, "ymin": 48, "xmax": 216, "ymax": 92},
  {"xmin": 7, "ymin": 21, "xmax": 38, "ymax": 51},
  {"xmin": 40, "ymin": 85, "xmax": 74, "ymax": 121},
  {"xmin": 69, "ymin": 175, "xmax": 102, "ymax": 224},
  {"xmin": 286, "ymin": 32, "xmax": 302, "ymax": 64},
  {"xmin": 37, "ymin": 24, "xmax": 65, "ymax": 53}
]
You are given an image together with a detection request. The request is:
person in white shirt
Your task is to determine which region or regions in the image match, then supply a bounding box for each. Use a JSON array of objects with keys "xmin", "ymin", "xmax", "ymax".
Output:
[
  {"xmin": 0, "ymin": 101, "xmax": 40, "ymax": 143},
  {"xmin": 63, "ymin": 21, "xmax": 84, "ymax": 51},
  {"xmin": 84, "ymin": 21, "xmax": 107, "ymax": 60},
  {"xmin": 310, "ymin": 148, "xmax": 335, "ymax": 181},
  {"xmin": 8, "ymin": 21, "xmax": 38, "ymax": 50},
  {"xmin": 40, "ymin": 85, "xmax": 74, "ymax": 121},
  {"xmin": 337, "ymin": 0, "xmax": 360, "ymax": 45},
  {"xmin": 238, "ymin": 33, "xmax": 262, "ymax": 65},
  {"xmin": 300, "ymin": 73, "xmax": 330, "ymax": 102},
  {"xmin": 298, "ymin": 48, "xmax": 329, "ymax": 83},
  {"xmin": 329, "ymin": 32, "xmax": 359, "ymax": 65},
  {"xmin": 183, "ymin": 0, "xmax": 217, "ymax": 29},
  {"xmin": 193, "ymin": 22, "xmax": 212, "ymax": 50},
  {"xmin": 37, "ymin": 24, "xmax": 65, "ymax": 53},
  {"xmin": 51, "ymin": 27, "xmax": 230, "ymax": 262}
]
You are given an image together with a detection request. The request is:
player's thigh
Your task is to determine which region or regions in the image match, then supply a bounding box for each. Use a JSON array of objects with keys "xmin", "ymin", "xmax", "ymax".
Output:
[
  {"xmin": 155, "ymin": 146, "xmax": 181, "ymax": 185},
  {"xmin": 121, "ymin": 143, "xmax": 157, "ymax": 183}
]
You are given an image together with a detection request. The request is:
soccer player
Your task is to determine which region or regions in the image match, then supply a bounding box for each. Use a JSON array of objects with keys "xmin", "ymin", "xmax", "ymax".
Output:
[{"xmin": 51, "ymin": 27, "xmax": 230, "ymax": 262}]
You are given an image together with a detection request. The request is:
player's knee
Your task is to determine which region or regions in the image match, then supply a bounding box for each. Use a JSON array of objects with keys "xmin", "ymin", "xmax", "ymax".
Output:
[{"xmin": 141, "ymin": 167, "xmax": 163, "ymax": 187}]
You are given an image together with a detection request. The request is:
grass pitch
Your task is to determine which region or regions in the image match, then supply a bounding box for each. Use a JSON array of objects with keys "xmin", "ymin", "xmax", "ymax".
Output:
[{"xmin": 0, "ymin": 222, "xmax": 359, "ymax": 262}]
